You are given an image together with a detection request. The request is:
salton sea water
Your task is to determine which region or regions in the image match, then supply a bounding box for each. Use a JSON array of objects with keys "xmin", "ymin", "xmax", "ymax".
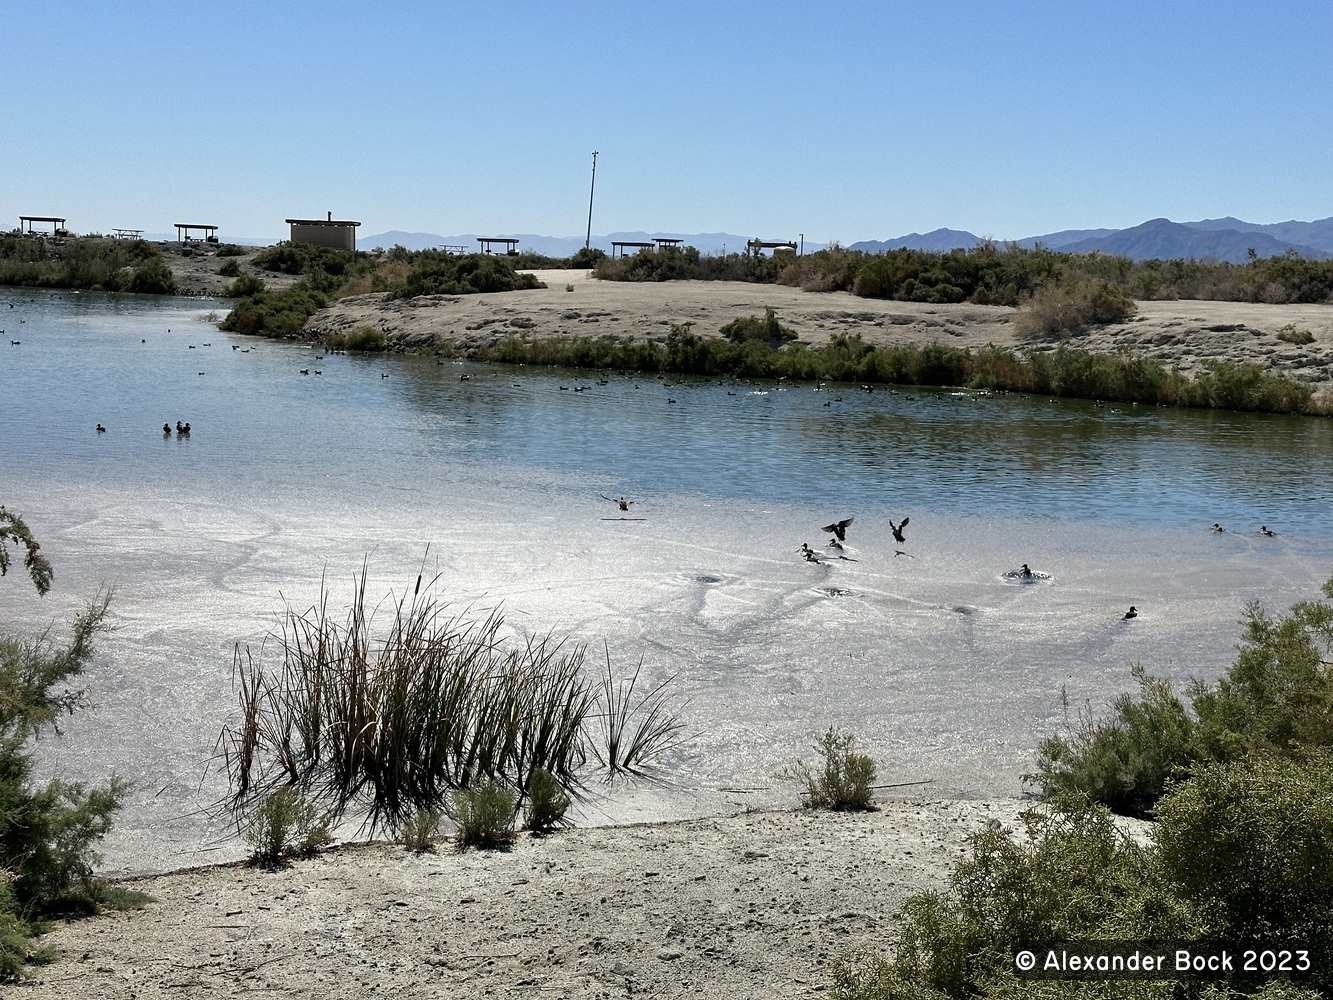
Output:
[{"xmin": 2, "ymin": 287, "xmax": 1331, "ymax": 875}]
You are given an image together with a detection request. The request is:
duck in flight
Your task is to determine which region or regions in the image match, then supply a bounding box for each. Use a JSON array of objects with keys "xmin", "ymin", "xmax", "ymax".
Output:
[
  {"xmin": 1123, "ymin": 606, "xmax": 1138, "ymax": 620},
  {"xmin": 891, "ymin": 517, "xmax": 910, "ymax": 544},
  {"xmin": 821, "ymin": 517, "xmax": 853, "ymax": 543},
  {"xmin": 602, "ymin": 495, "xmax": 635, "ymax": 511}
]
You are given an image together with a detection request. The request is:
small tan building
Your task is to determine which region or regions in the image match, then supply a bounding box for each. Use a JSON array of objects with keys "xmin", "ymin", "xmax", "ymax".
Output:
[{"xmin": 286, "ymin": 213, "xmax": 360, "ymax": 250}]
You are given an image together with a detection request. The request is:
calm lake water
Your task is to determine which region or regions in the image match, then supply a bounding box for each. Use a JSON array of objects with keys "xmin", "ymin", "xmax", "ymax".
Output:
[{"xmin": 2, "ymin": 286, "xmax": 1331, "ymax": 873}]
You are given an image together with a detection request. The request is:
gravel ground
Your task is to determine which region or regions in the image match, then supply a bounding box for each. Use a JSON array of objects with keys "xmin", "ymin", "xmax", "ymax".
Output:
[{"xmin": 16, "ymin": 799, "xmax": 1029, "ymax": 999}]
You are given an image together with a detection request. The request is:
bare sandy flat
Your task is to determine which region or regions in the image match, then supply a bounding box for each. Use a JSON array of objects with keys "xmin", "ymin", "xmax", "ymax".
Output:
[
  {"xmin": 22, "ymin": 799, "xmax": 1026, "ymax": 999},
  {"xmin": 303, "ymin": 270, "xmax": 1333, "ymax": 391}
]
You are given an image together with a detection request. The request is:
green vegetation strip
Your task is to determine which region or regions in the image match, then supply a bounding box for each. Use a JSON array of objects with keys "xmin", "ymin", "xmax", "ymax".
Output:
[
  {"xmin": 0, "ymin": 235, "xmax": 175, "ymax": 294},
  {"xmin": 460, "ymin": 327, "xmax": 1322, "ymax": 416}
]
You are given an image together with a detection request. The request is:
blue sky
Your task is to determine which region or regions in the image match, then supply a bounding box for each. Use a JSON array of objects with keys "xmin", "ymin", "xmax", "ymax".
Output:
[{"xmin": 4, "ymin": 1, "xmax": 1330, "ymax": 243}]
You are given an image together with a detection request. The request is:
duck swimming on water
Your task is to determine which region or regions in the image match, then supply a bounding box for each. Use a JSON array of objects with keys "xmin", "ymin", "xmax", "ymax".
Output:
[
  {"xmin": 799, "ymin": 543, "xmax": 823, "ymax": 564},
  {"xmin": 1123, "ymin": 606, "xmax": 1138, "ymax": 620}
]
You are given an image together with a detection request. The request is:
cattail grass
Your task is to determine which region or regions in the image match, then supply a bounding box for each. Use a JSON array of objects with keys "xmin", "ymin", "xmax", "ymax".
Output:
[
  {"xmin": 593, "ymin": 646, "xmax": 687, "ymax": 778},
  {"xmin": 222, "ymin": 564, "xmax": 683, "ymax": 838}
]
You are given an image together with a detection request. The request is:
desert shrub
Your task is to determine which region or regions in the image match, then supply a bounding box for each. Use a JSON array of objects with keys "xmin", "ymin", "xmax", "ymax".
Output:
[
  {"xmin": 1189, "ymin": 579, "xmax": 1333, "ymax": 760},
  {"xmin": 215, "ymin": 243, "xmax": 247, "ymax": 257},
  {"xmin": 219, "ymin": 285, "xmax": 327, "ymax": 338},
  {"xmin": 242, "ymin": 786, "xmax": 332, "ymax": 867},
  {"xmin": 223, "ymin": 274, "xmax": 265, "ymax": 297},
  {"xmin": 781, "ymin": 728, "xmax": 877, "ymax": 811},
  {"xmin": 221, "ymin": 567, "xmax": 684, "ymax": 838},
  {"xmin": 326, "ymin": 326, "xmax": 387, "ymax": 351},
  {"xmin": 447, "ymin": 780, "xmax": 517, "ymax": 850},
  {"xmin": 570, "ymin": 246, "xmax": 607, "ymax": 269},
  {"xmin": 0, "ymin": 510, "xmax": 129, "ymax": 977},
  {"xmin": 400, "ymin": 809, "xmax": 440, "ymax": 852},
  {"xmin": 832, "ymin": 804, "xmax": 1170, "ymax": 999},
  {"xmin": 719, "ymin": 307, "xmax": 798, "ymax": 347},
  {"xmin": 1031, "ymin": 578, "xmax": 1333, "ymax": 815},
  {"xmin": 217, "ymin": 259, "xmax": 241, "ymax": 277},
  {"xmin": 1155, "ymin": 749, "xmax": 1333, "ymax": 959},
  {"xmin": 1275, "ymin": 323, "xmax": 1316, "ymax": 345},
  {"xmin": 385, "ymin": 253, "xmax": 543, "ymax": 299},
  {"xmin": 252, "ymin": 242, "xmax": 364, "ymax": 277},
  {"xmin": 1030, "ymin": 666, "xmax": 1195, "ymax": 817},
  {"xmin": 1186, "ymin": 359, "xmax": 1315, "ymax": 413},
  {"xmin": 594, "ymin": 246, "xmax": 784, "ymax": 284},
  {"xmin": 523, "ymin": 767, "xmax": 570, "ymax": 834},
  {"xmin": 1013, "ymin": 279, "xmax": 1137, "ymax": 338}
]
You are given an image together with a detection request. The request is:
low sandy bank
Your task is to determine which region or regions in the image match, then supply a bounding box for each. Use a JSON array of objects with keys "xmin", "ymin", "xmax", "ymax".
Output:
[
  {"xmin": 22, "ymin": 798, "xmax": 1027, "ymax": 999},
  {"xmin": 303, "ymin": 272, "xmax": 1333, "ymax": 389}
]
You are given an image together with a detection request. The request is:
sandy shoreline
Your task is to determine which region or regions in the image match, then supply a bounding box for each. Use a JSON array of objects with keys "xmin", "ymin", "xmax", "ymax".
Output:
[
  {"xmin": 301, "ymin": 269, "xmax": 1333, "ymax": 392},
  {"xmin": 18, "ymin": 798, "xmax": 1035, "ymax": 998}
]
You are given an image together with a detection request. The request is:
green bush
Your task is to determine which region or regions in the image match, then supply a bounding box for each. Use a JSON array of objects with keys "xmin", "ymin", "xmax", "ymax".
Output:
[
  {"xmin": 1013, "ymin": 279, "xmax": 1138, "ymax": 338},
  {"xmin": 218, "ymin": 285, "xmax": 328, "ymax": 339},
  {"xmin": 385, "ymin": 253, "xmax": 543, "ymax": 299},
  {"xmin": 570, "ymin": 246, "xmax": 607, "ymax": 269},
  {"xmin": 719, "ymin": 306, "xmax": 798, "ymax": 347},
  {"xmin": 0, "ymin": 509, "xmax": 129, "ymax": 977},
  {"xmin": 447, "ymin": 780, "xmax": 517, "ymax": 850},
  {"xmin": 781, "ymin": 728, "xmax": 877, "ymax": 811},
  {"xmin": 1030, "ymin": 666, "xmax": 1194, "ymax": 817},
  {"xmin": 217, "ymin": 259, "xmax": 241, "ymax": 277},
  {"xmin": 400, "ymin": 809, "xmax": 440, "ymax": 852},
  {"xmin": 0, "ymin": 236, "xmax": 176, "ymax": 295},
  {"xmin": 215, "ymin": 244, "xmax": 248, "ymax": 257},
  {"xmin": 1034, "ymin": 576, "xmax": 1333, "ymax": 816},
  {"xmin": 1155, "ymin": 749, "xmax": 1333, "ymax": 960},
  {"xmin": 1275, "ymin": 323, "xmax": 1316, "ymax": 345},
  {"xmin": 1032, "ymin": 578, "xmax": 1333, "ymax": 814},
  {"xmin": 523, "ymin": 767, "xmax": 570, "ymax": 834},
  {"xmin": 326, "ymin": 325, "xmax": 386, "ymax": 352},
  {"xmin": 223, "ymin": 274, "xmax": 265, "ymax": 297},
  {"xmin": 242, "ymin": 787, "xmax": 332, "ymax": 867}
]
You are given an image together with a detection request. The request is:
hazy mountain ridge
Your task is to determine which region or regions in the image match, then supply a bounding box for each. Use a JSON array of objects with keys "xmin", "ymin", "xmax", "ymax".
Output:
[
  {"xmin": 847, "ymin": 217, "xmax": 1333, "ymax": 263},
  {"xmin": 356, "ymin": 217, "xmax": 1333, "ymax": 264}
]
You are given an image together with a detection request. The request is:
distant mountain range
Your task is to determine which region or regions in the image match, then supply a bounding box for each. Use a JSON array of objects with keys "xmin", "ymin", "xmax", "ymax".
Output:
[
  {"xmin": 847, "ymin": 217, "xmax": 1333, "ymax": 263},
  {"xmin": 353, "ymin": 217, "xmax": 1333, "ymax": 264}
]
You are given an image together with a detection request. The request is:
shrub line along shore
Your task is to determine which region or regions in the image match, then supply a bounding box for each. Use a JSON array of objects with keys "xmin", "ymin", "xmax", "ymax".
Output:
[{"xmin": 2, "ymin": 237, "xmax": 1331, "ymax": 413}]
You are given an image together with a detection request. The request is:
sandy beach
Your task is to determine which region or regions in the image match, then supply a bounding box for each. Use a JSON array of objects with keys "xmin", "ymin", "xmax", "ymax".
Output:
[
  {"xmin": 19, "ymin": 798, "xmax": 1033, "ymax": 998},
  {"xmin": 300, "ymin": 268, "xmax": 1333, "ymax": 391}
]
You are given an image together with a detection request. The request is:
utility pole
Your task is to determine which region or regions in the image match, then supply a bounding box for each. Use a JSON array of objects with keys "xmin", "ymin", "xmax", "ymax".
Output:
[
  {"xmin": 585, "ymin": 151, "xmax": 599, "ymax": 250},
  {"xmin": 799, "ymin": 233, "xmax": 804, "ymax": 256}
]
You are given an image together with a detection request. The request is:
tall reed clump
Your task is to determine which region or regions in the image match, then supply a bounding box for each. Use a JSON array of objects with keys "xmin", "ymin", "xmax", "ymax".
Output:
[{"xmin": 220, "ymin": 565, "xmax": 686, "ymax": 840}]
